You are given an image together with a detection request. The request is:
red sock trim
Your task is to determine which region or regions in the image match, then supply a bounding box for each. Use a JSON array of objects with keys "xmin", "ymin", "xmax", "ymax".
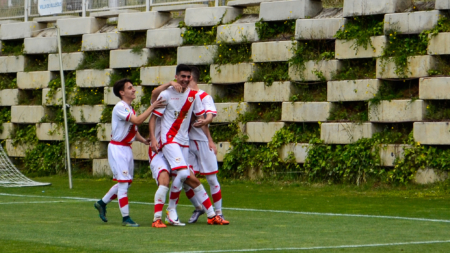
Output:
[
  {"xmin": 170, "ymin": 191, "xmax": 181, "ymax": 200},
  {"xmin": 119, "ymin": 197, "xmax": 128, "ymax": 208},
  {"xmin": 202, "ymin": 198, "xmax": 212, "ymax": 210},
  {"xmin": 212, "ymin": 190, "xmax": 222, "ymax": 203},
  {"xmin": 155, "ymin": 203, "xmax": 164, "ymax": 213},
  {"xmin": 110, "ymin": 194, "xmax": 117, "ymax": 200},
  {"xmin": 186, "ymin": 189, "xmax": 195, "ymax": 199}
]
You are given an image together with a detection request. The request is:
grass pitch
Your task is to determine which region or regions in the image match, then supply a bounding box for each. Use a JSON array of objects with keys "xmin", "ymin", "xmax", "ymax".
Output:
[{"xmin": 0, "ymin": 176, "xmax": 449, "ymax": 252}]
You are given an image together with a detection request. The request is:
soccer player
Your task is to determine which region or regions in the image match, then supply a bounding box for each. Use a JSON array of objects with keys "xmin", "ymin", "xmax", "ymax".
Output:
[
  {"xmin": 149, "ymin": 64, "xmax": 229, "ymax": 226},
  {"xmin": 94, "ymin": 78, "xmax": 165, "ymax": 227},
  {"xmin": 184, "ymin": 66, "xmax": 225, "ymax": 223}
]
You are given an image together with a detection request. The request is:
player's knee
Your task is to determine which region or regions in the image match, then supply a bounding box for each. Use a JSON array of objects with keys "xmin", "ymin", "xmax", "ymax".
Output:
[
  {"xmin": 177, "ymin": 169, "xmax": 190, "ymax": 182},
  {"xmin": 206, "ymin": 174, "xmax": 219, "ymax": 187},
  {"xmin": 158, "ymin": 171, "xmax": 170, "ymax": 187}
]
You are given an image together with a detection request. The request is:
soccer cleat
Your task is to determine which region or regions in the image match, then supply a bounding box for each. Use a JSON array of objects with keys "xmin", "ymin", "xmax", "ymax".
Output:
[
  {"xmin": 122, "ymin": 217, "xmax": 140, "ymax": 227},
  {"xmin": 94, "ymin": 201, "xmax": 108, "ymax": 222},
  {"xmin": 165, "ymin": 209, "xmax": 186, "ymax": 226},
  {"xmin": 152, "ymin": 219, "xmax": 167, "ymax": 228},
  {"xmin": 188, "ymin": 209, "xmax": 205, "ymax": 223},
  {"xmin": 207, "ymin": 215, "xmax": 230, "ymax": 225}
]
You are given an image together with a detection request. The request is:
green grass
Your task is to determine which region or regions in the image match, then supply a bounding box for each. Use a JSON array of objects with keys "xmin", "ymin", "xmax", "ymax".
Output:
[{"xmin": 1, "ymin": 176, "xmax": 450, "ymax": 252}]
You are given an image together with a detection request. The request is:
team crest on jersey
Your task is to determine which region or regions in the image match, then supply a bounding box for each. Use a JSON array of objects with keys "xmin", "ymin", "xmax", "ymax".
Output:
[
  {"xmin": 188, "ymin": 97, "xmax": 194, "ymax": 102},
  {"xmin": 174, "ymin": 111, "xmax": 179, "ymax": 117},
  {"xmin": 175, "ymin": 157, "xmax": 181, "ymax": 163},
  {"xmin": 122, "ymin": 170, "xmax": 128, "ymax": 175}
]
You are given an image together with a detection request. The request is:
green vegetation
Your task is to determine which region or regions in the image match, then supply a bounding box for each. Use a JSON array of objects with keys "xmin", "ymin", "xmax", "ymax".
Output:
[
  {"xmin": 61, "ymin": 36, "xmax": 82, "ymax": 53},
  {"xmin": 424, "ymin": 100, "xmax": 450, "ymax": 121},
  {"xmin": 214, "ymin": 43, "xmax": 251, "ymax": 65},
  {"xmin": 45, "ymin": 72, "xmax": 77, "ymax": 105},
  {"xmin": 369, "ymin": 80, "xmax": 418, "ymax": 106},
  {"xmin": 120, "ymin": 31, "xmax": 146, "ymax": 54},
  {"xmin": 255, "ymin": 19, "xmax": 296, "ymax": 41},
  {"xmin": 0, "ymin": 74, "xmax": 17, "ymax": 89},
  {"xmin": 333, "ymin": 59, "xmax": 376, "ymax": 80},
  {"xmin": 109, "ymin": 68, "xmax": 141, "ymax": 87},
  {"xmin": 2, "ymin": 40, "xmax": 23, "ymax": 56},
  {"xmin": 71, "ymin": 87, "xmax": 103, "ymax": 106},
  {"xmin": 290, "ymin": 82, "xmax": 327, "ymax": 102},
  {"xmin": 196, "ymin": 65, "xmax": 211, "ymax": 84},
  {"xmin": 334, "ymin": 15, "xmax": 384, "ymax": 51},
  {"xmin": 77, "ymin": 51, "xmax": 109, "ymax": 70},
  {"xmin": 24, "ymin": 55, "xmax": 48, "ymax": 72},
  {"xmin": 179, "ymin": 22, "xmax": 217, "ymax": 46},
  {"xmin": 18, "ymin": 90, "xmax": 42, "ymax": 105},
  {"xmin": 146, "ymin": 48, "xmax": 177, "ymax": 66},
  {"xmin": 0, "ymin": 107, "xmax": 11, "ymax": 133},
  {"xmin": 328, "ymin": 101, "xmax": 368, "ymax": 122},
  {"xmin": 239, "ymin": 103, "xmax": 282, "ymax": 123},
  {"xmin": 248, "ymin": 62, "xmax": 289, "ymax": 86},
  {"xmin": 100, "ymin": 105, "xmax": 114, "ymax": 123},
  {"xmin": 213, "ymin": 84, "xmax": 243, "ymax": 103},
  {"xmin": 210, "ymin": 123, "xmax": 238, "ymax": 142}
]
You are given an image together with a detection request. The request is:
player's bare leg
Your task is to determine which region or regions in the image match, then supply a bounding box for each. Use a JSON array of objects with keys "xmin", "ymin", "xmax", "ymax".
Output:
[
  {"xmin": 152, "ymin": 171, "xmax": 170, "ymax": 228},
  {"xmin": 94, "ymin": 183, "xmax": 119, "ymax": 222}
]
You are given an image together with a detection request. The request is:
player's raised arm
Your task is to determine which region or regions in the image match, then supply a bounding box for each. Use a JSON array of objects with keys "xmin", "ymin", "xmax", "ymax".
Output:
[
  {"xmin": 129, "ymin": 98, "xmax": 165, "ymax": 125},
  {"xmin": 151, "ymin": 81, "xmax": 182, "ymax": 103}
]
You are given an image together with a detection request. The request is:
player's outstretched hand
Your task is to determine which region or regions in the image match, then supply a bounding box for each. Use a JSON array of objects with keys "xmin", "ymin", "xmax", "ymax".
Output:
[
  {"xmin": 141, "ymin": 138, "xmax": 150, "ymax": 145},
  {"xmin": 151, "ymin": 141, "xmax": 159, "ymax": 154},
  {"xmin": 151, "ymin": 97, "xmax": 167, "ymax": 110},
  {"xmin": 209, "ymin": 141, "xmax": 217, "ymax": 155},
  {"xmin": 193, "ymin": 118, "xmax": 207, "ymax": 128},
  {"xmin": 170, "ymin": 81, "xmax": 183, "ymax": 93}
]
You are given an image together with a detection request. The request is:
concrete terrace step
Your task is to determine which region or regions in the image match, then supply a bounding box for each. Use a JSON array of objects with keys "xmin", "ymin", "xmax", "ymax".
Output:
[
  {"xmin": 152, "ymin": 4, "xmax": 208, "ymax": 12},
  {"xmin": 227, "ymin": 0, "xmax": 284, "ymax": 7},
  {"xmin": 90, "ymin": 9, "xmax": 139, "ymax": 18}
]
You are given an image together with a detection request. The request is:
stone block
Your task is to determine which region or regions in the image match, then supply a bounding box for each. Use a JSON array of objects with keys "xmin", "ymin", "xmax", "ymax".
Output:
[
  {"xmin": 278, "ymin": 143, "xmax": 309, "ymax": 163},
  {"xmin": 70, "ymin": 141, "xmax": 107, "ymax": 159},
  {"xmin": 343, "ymin": 0, "xmax": 411, "ymax": 17},
  {"xmin": 48, "ymin": 52, "xmax": 84, "ymax": 71},
  {"xmin": 227, "ymin": 0, "xmax": 285, "ymax": 7},
  {"xmin": 252, "ymin": 41, "xmax": 295, "ymax": 62},
  {"xmin": 82, "ymin": 32, "xmax": 123, "ymax": 51},
  {"xmin": 0, "ymin": 89, "xmax": 21, "ymax": 106},
  {"xmin": 260, "ymin": 0, "xmax": 322, "ymax": 21},
  {"xmin": 140, "ymin": 65, "xmax": 176, "ymax": 86},
  {"xmin": 0, "ymin": 55, "xmax": 25, "ymax": 73},
  {"xmin": 11, "ymin": 106, "xmax": 53, "ymax": 123},
  {"xmin": 419, "ymin": 77, "xmax": 450, "ymax": 100},
  {"xmin": 335, "ymin": 36, "xmax": 386, "ymax": 59},
  {"xmin": 198, "ymin": 84, "xmax": 226, "ymax": 98},
  {"xmin": 376, "ymin": 56, "xmax": 436, "ymax": 79},
  {"xmin": 0, "ymin": 123, "xmax": 14, "ymax": 139},
  {"xmin": 369, "ymin": 100, "xmax": 426, "ymax": 122},
  {"xmin": 57, "ymin": 17, "xmax": 106, "ymax": 36},
  {"xmin": 295, "ymin": 18, "xmax": 347, "ymax": 40},
  {"xmin": 104, "ymin": 86, "xmax": 142, "ymax": 105},
  {"xmin": 436, "ymin": 0, "xmax": 450, "ymax": 10},
  {"xmin": 216, "ymin": 142, "xmax": 231, "ymax": 162},
  {"xmin": 36, "ymin": 123, "xmax": 64, "ymax": 141},
  {"xmin": 215, "ymin": 102, "xmax": 250, "ymax": 122},
  {"xmin": 281, "ymin": 102, "xmax": 332, "ymax": 122},
  {"xmin": 110, "ymin": 49, "xmax": 151, "ymax": 69},
  {"xmin": 321, "ymin": 123, "xmax": 380, "ymax": 144},
  {"xmin": 69, "ymin": 105, "xmax": 103, "ymax": 123},
  {"xmin": 244, "ymin": 81, "xmax": 297, "ymax": 102},
  {"xmin": 76, "ymin": 69, "xmax": 114, "ymax": 87},
  {"xmin": 42, "ymin": 88, "xmax": 76, "ymax": 106},
  {"xmin": 5, "ymin": 139, "xmax": 34, "ymax": 157},
  {"xmin": 147, "ymin": 28, "xmax": 183, "ymax": 48},
  {"xmin": 384, "ymin": 11, "xmax": 441, "ymax": 35},
  {"xmin": 415, "ymin": 168, "xmax": 448, "ymax": 184},
  {"xmin": 289, "ymin": 60, "xmax": 342, "ymax": 81},
  {"xmin": 177, "ymin": 45, "xmax": 217, "ymax": 65},
  {"xmin": 217, "ymin": 23, "xmax": 259, "ymax": 43},
  {"xmin": 152, "ymin": 4, "xmax": 208, "ymax": 12},
  {"xmin": 97, "ymin": 123, "xmax": 112, "ymax": 141},
  {"xmin": 379, "ymin": 144, "xmax": 409, "ymax": 167},
  {"xmin": 185, "ymin": 7, "xmax": 243, "ymax": 27},
  {"xmin": 17, "ymin": 71, "xmax": 55, "ymax": 89},
  {"xmin": 428, "ymin": 32, "xmax": 450, "ymax": 55},
  {"xmin": 246, "ymin": 122, "xmax": 285, "ymax": 143},
  {"xmin": 132, "ymin": 141, "xmax": 149, "ymax": 161},
  {"xmin": 0, "ymin": 22, "xmax": 46, "ymax": 40},
  {"xmin": 90, "ymin": 9, "xmax": 139, "ymax": 18},
  {"xmin": 118, "ymin": 11, "xmax": 170, "ymax": 31},
  {"xmin": 24, "ymin": 37, "xmax": 57, "ymax": 54},
  {"xmin": 327, "ymin": 79, "xmax": 381, "ymax": 102},
  {"xmin": 413, "ymin": 122, "xmax": 450, "ymax": 145},
  {"xmin": 210, "ymin": 63, "xmax": 254, "ymax": 84},
  {"xmin": 93, "ymin": 159, "xmax": 113, "ymax": 177}
]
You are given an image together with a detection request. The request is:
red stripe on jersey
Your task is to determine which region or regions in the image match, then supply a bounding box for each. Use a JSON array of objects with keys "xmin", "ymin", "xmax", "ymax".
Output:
[
  {"xmin": 195, "ymin": 110, "xmax": 205, "ymax": 116},
  {"xmin": 186, "ymin": 189, "xmax": 195, "ymax": 199},
  {"xmin": 212, "ymin": 190, "xmax": 222, "ymax": 203},
  {"xmin": 205, "ymin": 110, "xmax": 217, "ymax": 114},
  {"xmin": 153, "ymin": 110, "xmax": 163, "ymax": 116},
  {"xmin": 154, "ymin": 203, "xmax": 164, "ymax": 213},
  {"xmin": 170, "ymin": 190, "xmax": 181, "ymax": 200},
  {"xmin": 194, "ymin": 140, "xmax": 199, "ymax": 151},
  {"xmin": 161, "ymin": 142, "xmax": 189, "ymax": 149},
  {"xmin": 110, "ymin": 194, "xmax": 117, "ymax": 200},
  {"xmin": 202, "ymin": 198, "xmax": 212, "ymax": 210},
  {"xmin": 110, "ymin": 140, "xmax": 131, "ymax": 147},
  {"xmin": 119, "ymin": 197, "xmax": 129, "ymax": 208},
  {"xmin": 125, "ymin": 113, "xmax": 130, "ymax": 122},
  {"xmin": 121, "ymin": 125, "xmax": 137, "ymax": 143},
  {"xmin": 166, "ymin": 90, "xmax": 198, "ymax": 143},
  {"xmin": 199, "ymin": 92, "xmax": 208, "ymax": 100}
]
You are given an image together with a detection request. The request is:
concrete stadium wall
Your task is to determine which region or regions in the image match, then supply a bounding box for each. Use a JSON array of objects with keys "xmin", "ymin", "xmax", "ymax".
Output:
[{"xmin": 1, "ymin": 0, "xmax": 449, "ymax": 184}]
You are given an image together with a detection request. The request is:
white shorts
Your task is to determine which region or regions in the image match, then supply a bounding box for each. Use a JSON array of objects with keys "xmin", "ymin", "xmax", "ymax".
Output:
[
  {"xmin": 162, "ymin": 143, "xmax": 190, "ymax": 171},
  {"xmin": 188, "ymin": 140, "xmax": 218, "ymax": 175},
  {"xmin": 149, "ymin": 148, "xmax": 171, "ymax": 185},
  {"xmin": 108, "ymin": 143, "xmax": 134, "ymax": 183}
]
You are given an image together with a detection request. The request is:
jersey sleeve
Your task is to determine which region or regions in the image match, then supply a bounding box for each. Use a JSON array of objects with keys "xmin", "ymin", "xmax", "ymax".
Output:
[
  {"xmin": 114, "ymin": 102, "xmax": 132, "ymax": 122},
  {"xmin": 202, "ymin": 95, "xmax": 217, "ymax": 117},
  {"xmin": 193, "ymin": 93, "xmax": 205, "ymax": 116},
  {"xmin": 153, "ymin": 91, "xmax": 168, "ymax": 117}
]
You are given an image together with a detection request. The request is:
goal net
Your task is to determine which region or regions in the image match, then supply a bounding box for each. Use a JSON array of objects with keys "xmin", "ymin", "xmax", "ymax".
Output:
[{"xmin": 0, "ymin": 145, "xmax": 51, "ymax": 187}]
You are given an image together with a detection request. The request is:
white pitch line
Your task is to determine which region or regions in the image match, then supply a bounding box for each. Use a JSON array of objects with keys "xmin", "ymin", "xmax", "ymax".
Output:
[
  {"xmin": 168, "ymin": 240, "xmax": 450, "ymax": 253},
  {"xmin": 1, "ymin": 193, "xmax": 450, "ymax": 224},
  {"xmin": 0, "ymin": 201, "xmax": 69, "ymax": 205}
]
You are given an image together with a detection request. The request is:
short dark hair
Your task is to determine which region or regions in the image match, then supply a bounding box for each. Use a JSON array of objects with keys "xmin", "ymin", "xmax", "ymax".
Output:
[
  {"xmin": 113, "ymin": 78, "xmax": 132, "ymax": 98},
  {"xmin": 176, "ymin": 64, "xmax": 191, "ymax": 75},
  {"xmin": 190, "ymin": 66, "xmax": 200, "ymax": 83}
]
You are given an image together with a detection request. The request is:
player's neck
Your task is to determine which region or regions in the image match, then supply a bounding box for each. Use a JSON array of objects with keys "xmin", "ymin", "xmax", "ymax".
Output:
[
  {"xmin": 189, "ymin": 82, "xmax": 199, "ymax": 91},
  {"xmin": 121, "ymin": 98, "xmax": 133, "ymax": 106}
]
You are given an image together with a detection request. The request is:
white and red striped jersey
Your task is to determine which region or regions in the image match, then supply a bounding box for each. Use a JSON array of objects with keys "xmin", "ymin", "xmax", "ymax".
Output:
[
  {"xmin": 189, "ymin": 90, "xmax": 217, "ymax": 141},
  {"xmin": 110, "ymin": 101, "xmax": 137, "ymax": 145},
  {"xmin": 153, "ymin": 87, "xmax": 205, "ymax": 147}
]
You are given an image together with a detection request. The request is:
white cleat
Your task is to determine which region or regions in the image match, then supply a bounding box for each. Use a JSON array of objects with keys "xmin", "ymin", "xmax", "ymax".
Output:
[{"xmin": 165, "ymin": 209, "xmax": 186, "ymax": 226}]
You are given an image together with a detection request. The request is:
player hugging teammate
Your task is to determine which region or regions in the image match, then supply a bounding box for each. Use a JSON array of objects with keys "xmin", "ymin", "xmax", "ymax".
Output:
[{"xmin": 94, "ymin": 64, "xmax": 228, "ymax": 227}]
